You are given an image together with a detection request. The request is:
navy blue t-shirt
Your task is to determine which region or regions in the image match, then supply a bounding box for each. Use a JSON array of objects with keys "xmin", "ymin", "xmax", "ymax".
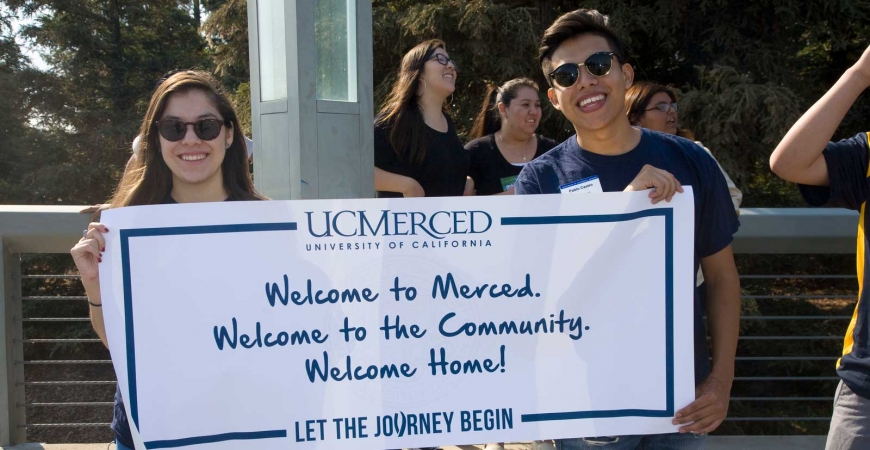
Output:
[
  {"xmin": 799, "ymin": 132, "xmax": 870, "ymax": 399},
  {"xmin": 515, "ymin": 128, "xmax": 740, "ymax": 384}
]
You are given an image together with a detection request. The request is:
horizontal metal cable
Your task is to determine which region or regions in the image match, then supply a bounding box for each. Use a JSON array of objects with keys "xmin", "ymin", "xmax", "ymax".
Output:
[
  {"xmin": 742, "ymin": 294, "xmax": 856, "ymax": 300},
  {"xmin": 740, "ymin": 316, "xmax": 851, "ymax": 320},
  {"xmin": 739, "ymin": 275, "xmax": 853, "ymax": 279},
  {"xmin": 737, "ymin": 336, "xmax": 842, "ymax": 340},
  {"xmin": 20, "ymin": 275, "xmax": 81, "ymax": 279},
  {"xmin": 724, "ymin": 417, "xmax": 831, "ymax": 421},
  {"xmin": 734, "ymin": 356, "xmax": 840, "ymax": 361},
  {"xmin": 23, "ymin": 402, "xmax": 113, "ymax": 407},
  {"xmin": 23, "ymin": 296, "xmax": 87, "ymax": 301},
  {"xmin": 18, "ymin": 423, "xmax": 111, "ymax": 428},
  {"xmin": 731, "ymin": 397, "xmax": 833, "ymax": 401},
  {"xmin": 18, "ymin": 360, "xmax": 112, "ymax": 365},
  {"xmin": 19, "ymin": 339, "xmax": 102, "ymax": 343},
  {"xmin": 734, "ymin": 376, "xmax": 839, "ymax": 381},
  {"xmin": 21, "ymin": 380, "xmax": 116, "ymax": 386},
  {"xmin": 23, "ymin": 318, "xmax": 90, "ymax": 322}
]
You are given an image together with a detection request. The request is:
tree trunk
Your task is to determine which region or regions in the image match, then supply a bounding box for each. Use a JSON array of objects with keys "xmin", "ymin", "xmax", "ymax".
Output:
[
  {"xmin": 194, "ymin": 0, "xmax": 201, "ymax": 28},
  {"xmin": 108, "ymin": 0, "xmax": 125, "ymax": 112}
]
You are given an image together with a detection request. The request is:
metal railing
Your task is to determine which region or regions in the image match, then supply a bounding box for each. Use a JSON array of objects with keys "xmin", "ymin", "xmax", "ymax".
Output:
[{"xmin": 0, "ymin": 206, "xmax": 860, "ymax": 445}]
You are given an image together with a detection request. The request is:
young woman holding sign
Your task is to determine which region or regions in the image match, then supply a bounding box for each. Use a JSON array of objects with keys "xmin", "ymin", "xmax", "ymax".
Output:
[
  {"xmin": 70, "ymin": 70, "xmax": 265, "ymax": 450},
  {"xmin": 374, "ymin": 39, "xmax": 471, "ymax": 198}
]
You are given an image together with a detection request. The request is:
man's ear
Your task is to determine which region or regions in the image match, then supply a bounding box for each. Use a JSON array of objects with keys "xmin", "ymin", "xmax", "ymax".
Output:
[
  {"xmin": 622, "ymin": 63, "xmax": 635, "ymax": 89},
  {"xmin": 547, "ymin": 87, "xmax": 562, "ymax": 111}
]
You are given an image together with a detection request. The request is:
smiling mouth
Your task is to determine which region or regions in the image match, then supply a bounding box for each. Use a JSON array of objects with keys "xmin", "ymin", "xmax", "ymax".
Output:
[
  {"xmin": 443, "ymin": 73, "xmax": 454, "ymax": 80},
  {"xmin": 578, "ymin": 94, "xmax": 605, "ymax": 107},
  {"xmin": 181, "ymin": 154, "xmax": 207, "ymax": 161}
]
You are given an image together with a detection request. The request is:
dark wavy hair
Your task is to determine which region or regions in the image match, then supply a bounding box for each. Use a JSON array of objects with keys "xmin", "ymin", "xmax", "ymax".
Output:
[
  {"xmin": 374, "ymin": 39, "xmax": 449, "ymax": 166},
  {"xmin": 110, "ymin": 70, "xmax": 265, "ymax": 207},
  {"xmin": 538, "ymin": 9, "xmax": 627, "ymax": 81},
  {"xmin": 470, "ymin": 78, "xmax": 540, "ymax": 139}
]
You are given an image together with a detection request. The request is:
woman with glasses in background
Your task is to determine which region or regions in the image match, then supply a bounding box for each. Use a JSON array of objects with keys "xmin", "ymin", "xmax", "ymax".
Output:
[
  {"xmin": 374, "ymin": 39, "xmax": 471, "ymax": 198},
  {"xmin": 625, "ymin": 81, "xmax": 742, "ymax": 212},
  {"xmin": 466, "ymin": 78, "xmax": 558, "ymax": 196},
  {"xmin": 71, "ymin": 70, "xmax": 266, "ymax": 450}
]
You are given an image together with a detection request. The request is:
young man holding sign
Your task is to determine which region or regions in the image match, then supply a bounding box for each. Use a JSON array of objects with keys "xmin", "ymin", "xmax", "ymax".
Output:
[
  {"xmin": 769, "ymin": 44, "xmax": 870, "ymax": 450},
  {"xmin": 514, "ymin": 9, "xmax": 741, "ymax": 449}
]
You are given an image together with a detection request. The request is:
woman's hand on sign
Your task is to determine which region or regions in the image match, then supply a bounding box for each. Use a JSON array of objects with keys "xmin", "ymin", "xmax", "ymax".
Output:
[
  {"xmin": 624, "ymin": 164, "xmax": 684, "ymax": 204},
  {"xmin": 71, "ymin": 222, "xmax": 108, "ymax": 283},
  {"xmin": 672, "ymin": 375, "xmax": 731, "ymax": 434}
]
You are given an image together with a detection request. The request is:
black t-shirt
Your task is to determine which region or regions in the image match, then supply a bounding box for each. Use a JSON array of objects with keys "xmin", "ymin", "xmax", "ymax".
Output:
[
  {"xmin": 374, "ymin": 114, "xmax": 469, "ymax": 197},
  {"xmin": 466, "ymin": 134, "xmax": 558, "ymax": 195}
]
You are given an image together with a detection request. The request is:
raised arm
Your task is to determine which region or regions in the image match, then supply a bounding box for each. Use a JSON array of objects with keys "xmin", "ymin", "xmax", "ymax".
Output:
[{"xmin": 769, "ymin": 45, "xmax": 870, "ymax": 186}]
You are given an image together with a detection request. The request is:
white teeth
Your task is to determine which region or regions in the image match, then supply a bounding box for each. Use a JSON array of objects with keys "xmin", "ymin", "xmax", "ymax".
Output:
[
  {"xmin": 444, "ymin": 74, "xmax": 453, "ymax": 79},
  {"xmin": 181, "ymin": 154, "xmax": 206, "ymax": 161},
  {"xmin": 579, "ymin": 94, "xmax": 605, "ymax": 107}
]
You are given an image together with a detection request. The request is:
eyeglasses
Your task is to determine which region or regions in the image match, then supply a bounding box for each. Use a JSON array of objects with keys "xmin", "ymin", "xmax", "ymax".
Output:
[
  {"xmin": 548, "ymin": 52, "xmax": 618, "ymax": 88},
  {"xmin": 645, "ymin": 102, "xmax": 678, "ymax": 113},
  {"xmin": 154, "ymin": 118, "xmax": 225, "ymax": 142},
  {"xmin": 429, "ymin": 53, "xmax": 458, "ymax": 71}
]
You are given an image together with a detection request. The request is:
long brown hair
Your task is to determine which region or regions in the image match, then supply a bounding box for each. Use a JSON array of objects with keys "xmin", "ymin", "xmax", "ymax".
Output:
[
  {"xmin": 625, "ymin": 81, "xmax": 694, "ymax": 140},
  {"xmin": 375, "ymin": 39, "xmax": 448, "ymax": 166},
  {"xmin": 109, "ymin": 70, "xmax": 265, "ymax": 207},
  {"xmin": 470, "ymin": 78, "xmax": 540, "ymax": 139}
]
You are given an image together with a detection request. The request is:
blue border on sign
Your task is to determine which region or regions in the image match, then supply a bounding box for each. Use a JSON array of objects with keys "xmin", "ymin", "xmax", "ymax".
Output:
[
  {"xmin": 501, "ymin": 209, "xmax": 675, "ymax": 423},
  {"xmin": 120, "ymin": 222, "xmax": 297, "ymax": 448}
]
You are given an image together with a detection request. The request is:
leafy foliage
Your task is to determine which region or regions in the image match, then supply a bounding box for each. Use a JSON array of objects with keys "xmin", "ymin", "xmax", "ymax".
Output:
[{"xmin": 4, "ymin": 0, "xmax": 870, "ymax": 207}]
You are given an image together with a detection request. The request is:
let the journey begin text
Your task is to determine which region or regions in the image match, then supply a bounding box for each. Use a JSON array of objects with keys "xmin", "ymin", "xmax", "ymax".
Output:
[
  {"xmin": 294, "ymin": 407, "xmax": 513, "ymax": 442},
  {"xmin": 210, "ymin": 273, "xmax": 590, "ymax": 382}
]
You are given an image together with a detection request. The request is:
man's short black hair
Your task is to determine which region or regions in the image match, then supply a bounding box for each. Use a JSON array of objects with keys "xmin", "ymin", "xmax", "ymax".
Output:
[{"xmin": 538, "ymin": 9, "xmax": 627, "ymax": 82}]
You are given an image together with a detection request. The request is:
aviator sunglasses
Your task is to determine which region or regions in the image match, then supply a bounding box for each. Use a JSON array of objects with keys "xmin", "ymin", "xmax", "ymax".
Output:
[
  {"xmin": 154, "ymin": 118, "xmax": 226, "ymax": 142},
  {"xmin": 548, "ymin": 52, "xmax": 618, "ymax": 88}
]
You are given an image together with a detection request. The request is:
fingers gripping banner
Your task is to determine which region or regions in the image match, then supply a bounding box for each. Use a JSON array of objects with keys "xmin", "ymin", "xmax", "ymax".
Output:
[{"xmin": 99, "ymin": 190, "xmax": 696, "ymax": 449}]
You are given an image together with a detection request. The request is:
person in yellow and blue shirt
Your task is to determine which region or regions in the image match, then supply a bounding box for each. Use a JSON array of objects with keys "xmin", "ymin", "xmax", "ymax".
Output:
[{"xmin": 770, "ymin": 44, "xmax": 870, "ymax": 450}]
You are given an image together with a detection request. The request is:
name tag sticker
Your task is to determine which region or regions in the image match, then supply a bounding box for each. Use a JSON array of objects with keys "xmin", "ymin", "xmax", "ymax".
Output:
[{"xmin": 560, "ymin": 175, "xmax": 603, "ymax": 194}]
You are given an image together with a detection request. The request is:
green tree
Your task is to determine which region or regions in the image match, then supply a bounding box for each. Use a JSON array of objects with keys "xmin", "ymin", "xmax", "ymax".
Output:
[
  {"xmin": 5, "ymin": 0, "xmax": 209, "ymax": 204},
  {"xmin": 201, "ymin": 0, "xmax": 251, "ymax": 134}
]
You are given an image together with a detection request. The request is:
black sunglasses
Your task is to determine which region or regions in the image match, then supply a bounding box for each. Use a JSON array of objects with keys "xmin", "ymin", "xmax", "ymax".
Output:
[
  {"xmin": 429, "ymin": 53, "xmax": 458, "ymax": 71},
  {"xmin": 154, "ymin": 118, "xmax": 226, "ymax": 142},
  {"xmin": 548, "ymin": 52, "xmax": 618, "ymax": 88}
]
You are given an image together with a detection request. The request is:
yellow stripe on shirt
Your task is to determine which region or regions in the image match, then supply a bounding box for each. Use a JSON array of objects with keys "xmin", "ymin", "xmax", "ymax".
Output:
[{"xmin": 839, "ymin": 132, "xmax": 870, "ymax": 368}]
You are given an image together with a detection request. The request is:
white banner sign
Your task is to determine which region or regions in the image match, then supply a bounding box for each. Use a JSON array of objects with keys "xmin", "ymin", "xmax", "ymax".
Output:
[{"xmin": 99, "ymin": 190, "xmax": 696, "ymax": 450}]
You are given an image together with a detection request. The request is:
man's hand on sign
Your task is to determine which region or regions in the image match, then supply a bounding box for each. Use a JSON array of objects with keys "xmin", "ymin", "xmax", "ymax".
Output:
[
  {"xmin": 672, "ymin": 375, "xmax": 731, "ymax": 434},
  {"xmin": 623, "ymin": 164, "xmax": 684, "ymax": 204},
  {"xmin": 71, "ymin": 222, "xmax": 109, "ymax": 283}
]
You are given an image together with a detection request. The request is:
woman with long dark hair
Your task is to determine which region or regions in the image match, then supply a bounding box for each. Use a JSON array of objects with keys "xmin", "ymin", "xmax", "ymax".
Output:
[
  {"xmin": 374, "ymin": 39, "xmax": 469, "ymax": 197},
  {"xmin": 467, "ymin": 78, "xmax": 557, "ymax": 195},
  {"xmin": 70, "ymin": 70, "xmax": 266, "ymax": 450}
]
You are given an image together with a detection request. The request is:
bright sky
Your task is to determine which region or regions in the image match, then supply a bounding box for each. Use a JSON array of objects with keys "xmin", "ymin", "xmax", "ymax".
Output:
[{"xmin": 6, "ymin": 7, "xmax": 50, "ymax": 71}]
